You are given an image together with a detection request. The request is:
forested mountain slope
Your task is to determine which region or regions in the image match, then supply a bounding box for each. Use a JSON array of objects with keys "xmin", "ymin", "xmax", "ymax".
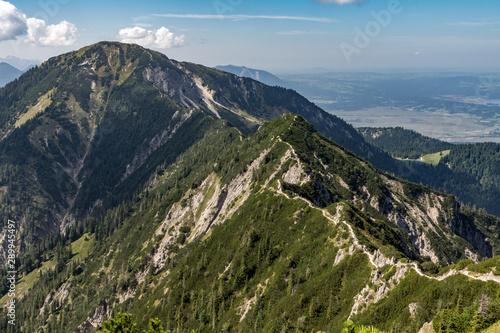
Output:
[
  {"xmin": 358, "ymin": 127, "xmax": 454, "ymax": 159},
  {"xmin": 1, "ymin": 115, "xmax": 499, "ymax": 332},
  {"xmin": 0, "ymin": 42, "xmax": 392, "ymax": 262},
  {"xmin": 358, "ymin": 126, "xmax": 500, "ymax": 217}
]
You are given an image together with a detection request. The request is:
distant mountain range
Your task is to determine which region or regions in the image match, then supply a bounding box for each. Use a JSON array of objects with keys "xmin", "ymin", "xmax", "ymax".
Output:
[
  {"xmin": 0, "ymin": 56, "xmax": 41, "ymax": 87},
  {"xmin": 0, "ymin": 62, "xmax": 22, "ymax": 87},
  {"xmin": 215, "ymin": 65, "xmax": 287, "ymax": 87},
  {"xmin": 0, "ymin": 56, "xmax": 40, "ymax": 72}
]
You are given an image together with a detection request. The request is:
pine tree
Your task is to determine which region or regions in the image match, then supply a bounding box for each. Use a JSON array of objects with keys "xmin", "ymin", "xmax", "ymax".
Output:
[{"xmin": 471, "ymin": 311, "xmax": 486, "ymax": 333}]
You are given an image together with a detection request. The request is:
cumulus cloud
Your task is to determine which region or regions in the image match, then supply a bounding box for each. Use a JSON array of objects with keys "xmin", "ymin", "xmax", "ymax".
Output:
[
  {"xmin": 0, "ymin": 0, "xmax": 27, "ymax": 41},
  {"xmin": 316, "ymin": 0, "xmax": 367, "ymax": 4},
  {"xmin": 0, "ymin": 0, "xmax": 77, "ymax": 46},
  {"xmin": 27, "ymin": 18, "xmax": 77, "ymax": 46},
  {"xmin": 118, "ymin": 26, "xmax": 185, "ymax": 49}
]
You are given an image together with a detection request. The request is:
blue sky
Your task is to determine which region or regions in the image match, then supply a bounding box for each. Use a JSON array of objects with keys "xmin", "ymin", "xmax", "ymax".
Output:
[{"xmin": 1, "ymin": 0, "xmax": 500, "ymax": 72}]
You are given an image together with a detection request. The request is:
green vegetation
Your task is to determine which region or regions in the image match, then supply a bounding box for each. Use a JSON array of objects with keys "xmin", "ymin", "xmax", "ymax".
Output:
[
  {"xmin": 432, "ymin": 292, "xmax": 500, "ymax": 333},
  {"xmin": 420, "ymin": 150, "xmax": 450, "ymax": 166},
  {"xmin": 394, "ymin": 149, "xmax": 450, "ymax": 166},
  {"xmin": 358, "ymin": 127, "xmax": 453, "ymax": 159},
  {"xmin": 358, "ymin": 126, "xmax": 500, "ymax": 218},
  {"xmin": 453, "ymin": 256, "xmax": 500, "ymax": 275},
  {"xmin": 98, "ymin": 313, "xmax": 174, "ymax": 333},
  {"xmin": 14, "ymin": 88, "xmax": 55, "ymax": 128},
  {"xmin": 444, "ymin": 142, "xmax": 500, "ymax": 197},
  {"xmin": 0, "ymin": 233, "xmax": 94, "ymax": 308},
  {"xmin": 353, "ymin": 273, "xmax": 500, "ymax": 333},
  {"xmin": 0, "ymin": 114, "xmax": 499, "ymax": 332},
  {"xmin": 1, "ymin": 42, "xmax": 500, "ymax": 333},
  {"xmin": 483, "ymin": 320, "xmax": 500, "ymax": 333},
  {"xmin": 342, "ymin": 320, "xmax": 388, "ymax": 333}
]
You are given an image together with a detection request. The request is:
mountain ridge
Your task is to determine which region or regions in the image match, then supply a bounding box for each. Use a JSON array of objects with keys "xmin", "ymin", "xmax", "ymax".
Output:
[
  {"xmin": 357, "ymin": 125, "xmax": 500, "ymax": 217},
  {"xmin": 0, "ymin": 41, "xmax": 498, "ymax": 264},
  {"xmin": 0, "ymin": 41, "xmax": 396, "ymax": 260},
  {"xmin": 0, "ymin": 42, "xmax": 500, "ymax": 332},
  {"xmin": 1, "ymin": 113, "xmax": 499, "ymax": 332}
]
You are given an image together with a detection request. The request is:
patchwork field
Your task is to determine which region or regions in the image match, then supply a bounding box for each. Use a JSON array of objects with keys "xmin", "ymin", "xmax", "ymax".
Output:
[{"xmin": 327, "ymin": 107, "xmax": 500, "ymax": 143}]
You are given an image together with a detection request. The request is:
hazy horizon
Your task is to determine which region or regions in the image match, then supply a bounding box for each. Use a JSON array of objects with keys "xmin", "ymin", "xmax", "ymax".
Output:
[{"xmin": 1, "ymin": 0, "xmax": 499, "ymax": 73}]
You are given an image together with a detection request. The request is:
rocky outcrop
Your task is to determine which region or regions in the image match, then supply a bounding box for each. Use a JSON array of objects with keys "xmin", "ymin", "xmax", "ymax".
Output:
[
  {"xmin": 152, "ymin": 146, "xmax": 274, "ymax": 271},
  {"xmin": 374, "ymin": 175, "xmax": 490, "ymax": 263},
  {"xmin": 143, "ymin": 65, "xmax": 202, "ymax": 110},
  {"xmin": 282, "ymin": 161, "xmax": 310, "ymax": 185},
  {"xmin": 418, "ymin": 322, "xmax": 435, "ymax": 333},
  {"xmin": 349, "ymin": 263, "xmax": 410, "ymax": 318},
  {"xmin": 77, "ymin": 300, "xmax": 111, "ymax": 332}
]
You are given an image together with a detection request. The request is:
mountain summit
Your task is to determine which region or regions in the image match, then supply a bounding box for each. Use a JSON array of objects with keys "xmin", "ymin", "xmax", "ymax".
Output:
[{"xmin": 0, "ymin": 41, "xmax": 386, "ymax": 257}]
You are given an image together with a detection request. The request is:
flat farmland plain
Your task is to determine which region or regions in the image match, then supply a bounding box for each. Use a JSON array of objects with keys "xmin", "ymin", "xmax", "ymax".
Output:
[{"xmin": 326, "ymin": 107, "xmax": 500, "ymax": 143}]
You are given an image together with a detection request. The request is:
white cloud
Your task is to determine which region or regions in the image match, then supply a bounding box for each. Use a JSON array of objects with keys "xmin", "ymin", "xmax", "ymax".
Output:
[
  {"xmin": 316, "ymin": 0, "xmax": 367, "ymax": 4},
  {"xmin": 277, "ymin": 30, "xmax": 309, "ymax": 35},
  {"xmin": 153, "ymin": 14, "xmax": 332, "ymax": 23},
  {"xmin": 0, "ymin": 0, "xmax": 27, "ymax": 41},
  {"xmin": 132, "ymin": 23, "xmax": 153, "ymax": 28},
  {"xmin": 118, "ymin": 26, "xmax": 185, "ymax": 49},
  {"xmin": 446, "ymin": 21, "xmax": 500, "ymax": 27},
  {"xmin": 26, "ymin": 18, "xmax": 77, "ymax": 46},
  {"xmin": 277, "ymin": 30, "xmax": 327, "ymax": 35},
  {"xmin": 0, "ymin": 0, "xmax": 77, "ymax": 46}
]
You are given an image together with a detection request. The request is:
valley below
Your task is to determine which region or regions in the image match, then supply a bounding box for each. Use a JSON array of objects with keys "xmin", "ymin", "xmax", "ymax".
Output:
[
  {"xmin": 277, "ymin": 72, "xmax": 500, "ymax": 143},
  {"xmin": 325, "ymin": 106, "xmax": 500, "ymax": 143}
]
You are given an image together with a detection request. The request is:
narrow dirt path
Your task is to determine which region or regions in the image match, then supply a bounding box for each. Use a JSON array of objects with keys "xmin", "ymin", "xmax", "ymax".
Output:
[{"xmin": 274, "ymin": 178, "xmax": 500, "ymax": 284}]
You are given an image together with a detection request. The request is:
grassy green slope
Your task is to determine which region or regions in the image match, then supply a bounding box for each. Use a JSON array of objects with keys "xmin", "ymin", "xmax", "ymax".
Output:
[{"xmin": 420, "ymin": 150, "xmax": 450, "ymax": 165}]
